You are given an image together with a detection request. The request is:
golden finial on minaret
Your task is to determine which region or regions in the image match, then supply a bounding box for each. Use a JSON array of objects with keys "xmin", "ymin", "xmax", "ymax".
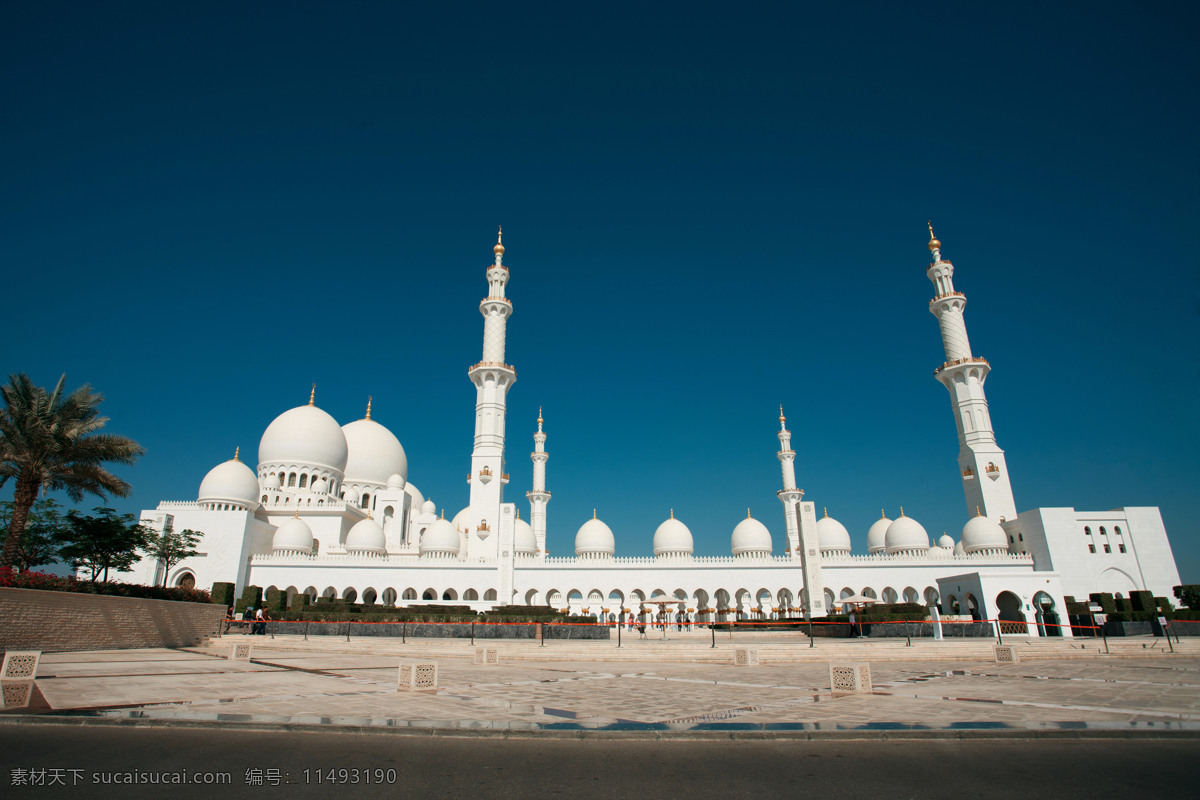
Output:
[
  {"xmin": 927, "ymin": 221, "xmax": 941, "ymax": 252},
  {"xmin": 779, "ymin": 404, "xmax": 786, "ymax": 424},
  {"xmin": 538, "ymin": 406, "xmax": 543, "ymax": 425},
  {"xmin": 233, "ymin": 446, "xmax": 240, "ymax": 462},
  {"xmin": 494, "ymin": 226, "xmax": 505, "ymax": 255},
  {"xmin": 365, "ymin": 396, "xmax": 372, "ymax": 420},
  {"xmin": 309, "ymin": 384, "xmax": 316, "ymax": 406}
]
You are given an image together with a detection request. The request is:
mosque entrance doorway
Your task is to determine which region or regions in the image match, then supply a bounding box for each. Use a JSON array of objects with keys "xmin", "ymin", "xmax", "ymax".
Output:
[
  {"xmin": 996, "ymin": 591, "xmax": 1027, "ymax": 634},
  {"xmin": 1033, "ymin": 591, "xmax": 1061, "ymax": 637}
]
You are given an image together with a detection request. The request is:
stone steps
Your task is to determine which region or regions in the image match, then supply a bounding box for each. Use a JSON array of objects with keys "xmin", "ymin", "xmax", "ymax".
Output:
[{"xmin": 198, "ymin": 633, "xmax": 1196, "ymax": 664}]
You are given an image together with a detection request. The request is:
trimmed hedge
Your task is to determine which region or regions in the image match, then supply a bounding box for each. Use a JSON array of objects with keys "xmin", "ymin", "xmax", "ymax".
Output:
[
  {"xmin": 0, "ymin": 567, "xmax": 213, "ymax": 604},
  {"xmin": 211, "ymin": 582, "xmax": 235, "ymax": 607},
  {"xmin": 235, "ymin": 585, "xmax": 263, "ymax": 614}
]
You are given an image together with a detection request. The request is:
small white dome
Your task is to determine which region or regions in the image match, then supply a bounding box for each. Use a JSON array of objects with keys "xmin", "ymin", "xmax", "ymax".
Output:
[
  {"xmin": 954, "ymin": 540, "xmax": 966, "ymax": 555},
  {"xmin": 885, "ymin": 511, "xmax": 929, "ymax": 554},
  {"xmin": 198, "ymin": 457, "xmax": 260, "ymax": 508},
  {"xmin": 420, "ymin": 499, "xmax": 436, "ymax": 516},
  {"xmin": 962, "ymin": 513, "xmax": 1009, "ymax": 553},
  {"xmin": 938, "ymin": 533, "xmax": 955, "ymax": 549},
  {"xmin": 514, "ymin": 517, "xmax": 536, "ymax": 554},
  {"xmin": 731, "ymin": 515, "xmax": 772, "ymax": 557},
  {"xmin": 259, "ymin": 404, "xmax": 348, "ymax": 473},
  {"xmin": 450, "ymin": 506, "xmax": 472, "ymax": 534},
  {"xmin": 575, "ymin": 515, "xmax": 616, "ymax": 557},
  {"xmin": 653, "ymin": 513, "xmax": 693, "ymax": 557},
  {"xmin": 420, "ymin": 518, "xmax": 461, "ymax": 556},
  {"xmin": 927, "ymin": 543, "xmax": 949, "ymax": 558},
  {"xmin": 387, "ymin": 473, "xmax": 405, "ymax": 489},
  {"xmin": 342, "ymin": 417, "xmax": 408, "ymax": 486},
  {"xmin": 272, "ymin": 517, "xmax": 314, "ymax": 553},
  {"xmin": 310, "ymin": 477, "xmax": 328, "ymax": 494},
  {"xmin": 345, "ymin": 517, "xmax": 386, "ymax": 554},
  {"xmin": 265, "ymin": 472, "xmax": 281, "ymax": 489},
  {"xmin": 815, "ymin": 512, "xmax": 851, "ymax": 553},
  {"xmin": 867, "ymin": 512, "xmax": 892, "ymax": 553}
]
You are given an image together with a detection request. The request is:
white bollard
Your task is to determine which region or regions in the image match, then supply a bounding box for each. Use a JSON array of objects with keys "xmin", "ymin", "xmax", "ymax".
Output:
[
  {"xmin": 829, "ymin": 662, "xmax": 873, "ymax": 695},
  {"xmin": 228, "ymin": 642, "xmax": 253, "ymax": 661},
  {"xmin": 473, "ymin": 647, "xmax": 500, "ymax": 665},
  {"xmin": 993, "ymin": 644, "xmax": 1019, "ymax": 663},
  {"xmin": 733, "ymin": 647, "xmax": 759, "ymax": 666},
  {"xmin": 398, "ymin": 661, "xmax": 438, "ymax": 691},
  {"xmin": 1, "ymin": 651, "xmax": 41, "ymax": 680}
]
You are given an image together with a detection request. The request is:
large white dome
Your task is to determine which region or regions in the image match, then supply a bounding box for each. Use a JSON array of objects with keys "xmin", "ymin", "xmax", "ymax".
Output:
[
  {"xmin": 345, "ymin": 517, "xmax": 386, "ymax": 554},
  {"xmin": 342, "ymin": 417, "xmax": 408, "ymax": 486},
  {"xmin": 653, "ymin": 513, "xmax": 693, "ymax": 557},
  {"xmin": 867, "ymin": 511, "xmax": 892, "ymax": 553},
  {"xmin": 272, "ymin": 516, "xmax": 314, "ymax": 554},
  {"xmin": 514, "ymin": 517, "xmax": 537, "ymax": 555},
  {"xmin": 815, "ymin": 511, "xmax": 852, "ymax": 553},
  {"xmin": 420, "ymin": 518, "xmax": 461, "ymax": 556},
  {"xmin": 575, "ymin": 514, "xmax": 616, "ymax": 557},
  {"xmin": 198, "ymin": 456, "xmax": 260, "ymax": 508},
  {"xmin": 962, "ymin": 512, "xmax": 1009, "ymax": 553},
  {"xmin": 258, "ymin": 404, "xmax": 348, "ymax": 473},
  {"xmin": 731, "ymin": 514, "xmax": 772, "ymax": 557},
  {"xmin": 885, "ymin": 511, "xmax": 929, "ymax": 554}
]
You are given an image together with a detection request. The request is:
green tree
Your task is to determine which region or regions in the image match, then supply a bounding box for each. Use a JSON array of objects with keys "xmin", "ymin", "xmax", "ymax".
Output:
[
  {"xmin": 0, "ymin": 373, "xmax": 144, "ymax": 568},
  {"xmin": 0, "ymin": 498, "xmax": 69, "ymax": 573},
  {"xmin": 142, "ymin": 524, "xmax": 203, "ymax": 586},
  {"xmin": 59, "ymin": 507, "xmax": 153, "ymax": 582},
  {"xmin": 1173, "ymin": 585, "xmax": 1200, "ymax": 610}
]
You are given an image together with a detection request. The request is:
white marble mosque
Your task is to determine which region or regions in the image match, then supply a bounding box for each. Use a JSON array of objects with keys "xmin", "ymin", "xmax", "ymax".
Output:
[{"xmin": 119, "ymin": 228, "xmax": 1181, "ymax": 636}]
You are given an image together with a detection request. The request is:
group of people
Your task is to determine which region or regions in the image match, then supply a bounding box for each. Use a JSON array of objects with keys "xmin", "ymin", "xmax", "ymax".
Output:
[
  {"xmin": 225, "ymin": 605, "xmax": 270, "ymax": 635},
  {"xmin": 619, "ymin": 610, "xmax": 693, "ymax": 631}
]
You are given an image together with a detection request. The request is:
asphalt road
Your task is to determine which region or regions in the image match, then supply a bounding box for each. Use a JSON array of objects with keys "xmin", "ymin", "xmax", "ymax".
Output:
[{"xmin": 1, "ymin": 724, "xmax": 1196, "ymax": 799}]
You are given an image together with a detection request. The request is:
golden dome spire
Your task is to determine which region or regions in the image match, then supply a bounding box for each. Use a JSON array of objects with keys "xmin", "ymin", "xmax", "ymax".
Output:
[
  {"xmin": 440, "ymin": 508, "xmax": 445, "ymax": 519},
  {"xmin": 538, "ymin": 406, "xmax": 543, "ymax": 425},
  {"xmin": 365, "ymin": 396, "xmax": 372, "ymax": 420},
  {"xmin": 899, "ymin": 506, "xmax": 905, "ymax": 517},
  {"xmin": 494, "ymin": 226, "xmax": 505, "ymax": 255},
  {"xmin": 823, "ymin": 506, "xmax": 828, "ymax": 518},
  {"xmin": 593, "ymin": 509, "xmax": 597, "ymax": 520},
  {"xmin": 670, "ymin": 508, "xmax": 675, "ymax": 519},
  {"xmin": 233, "ymin": 446, "xmax": 240, "ymax": 462},
  {"xmin": 881, "ymin": 508, "xmax": 886, "ymax": 519},
  {"xmin": 779, "ymin": 404, "xmax": 786, "ymax": 424},
  {"xmin": 747, "ymin": 508, "xmax": 752, "ymax": 519},
  {"xmin": 927, "ymin": 221, "xmax": 941, "ymax": 252},
  {"xmin": 976, "ymin": 506, "xmax": 983, "ymax": 517},
  {"xmin": 308, "ymin": 384, "xmax": 316, "ymax": 406},
  {"xmin": 516, "ymin": 508, "xmax": 520, "ymax": 520}
]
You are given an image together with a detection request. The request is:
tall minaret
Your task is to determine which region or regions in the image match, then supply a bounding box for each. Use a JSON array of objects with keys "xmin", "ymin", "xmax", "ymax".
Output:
[
  {"xmin": 776, "ymin": 406, "xmax": 803, "ymax": 556},
  {"xmin": 526, "ymin": 407, "xmax": 550, "ymax": 558},
  {"xmin": 466, "ymin": 227, "xmax": 516, "ymax": 557},
  {"xmin": 926, "ymin": 224, "xmax": 1018, "ymax": 522}
]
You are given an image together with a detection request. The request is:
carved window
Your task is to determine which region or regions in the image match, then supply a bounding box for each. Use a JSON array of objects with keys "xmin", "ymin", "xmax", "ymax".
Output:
[{"xmin": 1088, "ymin": 544, "xmax": 1096, "ymax": 553}]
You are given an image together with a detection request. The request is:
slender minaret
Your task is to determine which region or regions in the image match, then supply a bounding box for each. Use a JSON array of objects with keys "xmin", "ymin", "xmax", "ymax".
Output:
[
  {"xmin": 926, "ymin": 224, "xmax": 1018, "ymax": 522},
  {"xmin": 526, "ymin": 407, "xmax": 550, "ymax": 558},
  {"xmin": 775, "ymin": 406, "xmax": 803, "ymax": 556},
  {"xmin": 467, "ymin": 227, "xmax": 516, "ymax": 556}
]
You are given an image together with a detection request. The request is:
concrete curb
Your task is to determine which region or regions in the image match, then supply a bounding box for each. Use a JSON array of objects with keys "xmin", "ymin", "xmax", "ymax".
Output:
[{"xmin": 2, "ymin": 714, "xmax": 1197, "ymax": 741}]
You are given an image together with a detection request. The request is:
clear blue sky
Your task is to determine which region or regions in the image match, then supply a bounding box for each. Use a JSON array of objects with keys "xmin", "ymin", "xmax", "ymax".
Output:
[{"xmin": 3, "ymin": 2, "xmax": 1197, "ymax": 582}]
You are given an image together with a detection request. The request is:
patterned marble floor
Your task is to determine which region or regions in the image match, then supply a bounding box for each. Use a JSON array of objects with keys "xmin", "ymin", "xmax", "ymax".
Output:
[{"xmin": 13, "ymin": 645, "xmax": 1199, "ymax": 733}]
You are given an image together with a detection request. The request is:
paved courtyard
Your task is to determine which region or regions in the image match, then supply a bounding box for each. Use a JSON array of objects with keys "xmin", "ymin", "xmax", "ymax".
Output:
[{"xmin": 5, "ymin": 634, "xmax": 1200, "ymax": 736}]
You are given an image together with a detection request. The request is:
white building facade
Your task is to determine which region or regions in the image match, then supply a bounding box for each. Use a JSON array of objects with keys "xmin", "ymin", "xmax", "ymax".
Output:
[{"xmin": 122, "ymin": 228, "xmax": 1181, "ymax": 636}]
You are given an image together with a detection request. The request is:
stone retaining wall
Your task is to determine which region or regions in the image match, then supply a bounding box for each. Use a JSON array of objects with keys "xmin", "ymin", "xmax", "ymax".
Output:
[
  {"xmin": 0, "ymin": 587, "xmax": 227, "ymax": 653},
  {"xmin": 269, "ymin": 620, "xmax": 610, "ymax": 640}
]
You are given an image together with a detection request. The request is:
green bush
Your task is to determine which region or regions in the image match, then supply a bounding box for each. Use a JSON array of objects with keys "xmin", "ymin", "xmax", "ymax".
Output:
[
  {"xmin": 1156, "ymin": 597, "xmax": 1174, "ymax": 614},
  {"xmin": 0, "ymin": 568, "xmax": 211, "ymax": 603},
  {"xmin": 862, "ymin": 602, "xmax": 927, "ymax": 619},
  {"xmin": 1089, "ymin": 593, "xmax": 1117, "ymax": 615},
  {"xmin": 235, "ymin": 585, "xmax": 263, "ymax": 614},
  {"xmin": 264, "ymin": 587, "xmax": 285, "ymax": 615},
  {"xmin": 1173, "ymin": 585, "xmax": 1200, "ymax": 610},
  {"xmin": 1115, "ymin": 597, "xmax": 1133, "ymax": 614},
  {"xmin": 210, "ymin": 582, "xmax": 235, "ymax": 607},
  {"xmin": 292, "ymin": 593, "xmax": 309, "ymax": 612},
  {"xmin": 1129, "ymin": 591, "xmax": 1154, "ymax": 612}
]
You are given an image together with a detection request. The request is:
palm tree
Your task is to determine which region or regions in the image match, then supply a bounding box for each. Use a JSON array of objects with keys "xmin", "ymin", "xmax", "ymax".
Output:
[{"xmin": 0, "ymin": 373, "xmax": 145, "ymax": 569}]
